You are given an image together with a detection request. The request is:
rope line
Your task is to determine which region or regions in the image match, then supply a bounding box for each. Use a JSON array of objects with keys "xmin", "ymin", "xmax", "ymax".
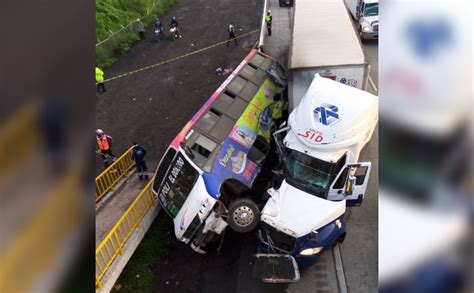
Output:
[{"xmin": 101, "ymin": 29, "xmax": 259, "ymax": 83}]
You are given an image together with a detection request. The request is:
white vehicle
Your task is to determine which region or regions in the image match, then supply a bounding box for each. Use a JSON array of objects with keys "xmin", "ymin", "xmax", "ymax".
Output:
[
  {"xmin": 289, "ymin": 0, "xmax": 370, "ymax": 110},
  {"xmin": 254, "ymin": 74, "xmax": 378, "ymax": 282},
  {"xmin": 344, "ymin": 0, "xmax": 379, "ymax": 41}
]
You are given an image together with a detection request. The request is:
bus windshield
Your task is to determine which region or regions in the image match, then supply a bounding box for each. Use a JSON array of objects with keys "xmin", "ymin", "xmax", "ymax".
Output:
[
  {"xmin": 156, "ymin": 152, "xmax": 199, "ymax": 218},
  {"xmin": 283, "ymin": 148, "xmax": 336, "ymax": 198}
]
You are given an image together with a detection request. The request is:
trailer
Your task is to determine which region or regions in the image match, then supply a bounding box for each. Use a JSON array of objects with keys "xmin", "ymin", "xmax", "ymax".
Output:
[{"xmin": 288, "ymin": 0, "xmax": 369, "ymax": 110}]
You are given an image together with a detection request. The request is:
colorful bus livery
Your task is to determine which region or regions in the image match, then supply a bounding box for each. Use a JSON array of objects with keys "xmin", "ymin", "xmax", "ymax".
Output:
[{"xmin": 152, "ymin": 49, "xmax": 287, "ymax": 254}]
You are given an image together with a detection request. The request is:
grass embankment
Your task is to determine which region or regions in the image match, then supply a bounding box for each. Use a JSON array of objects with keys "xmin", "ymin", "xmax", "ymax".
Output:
[
  {"xmin": 96, "ymin": 0, "xmax": 177, "ymax": 68},
  {"xmin": 114, "ymin": 213, "xmax": 175, "ymax": 292}
]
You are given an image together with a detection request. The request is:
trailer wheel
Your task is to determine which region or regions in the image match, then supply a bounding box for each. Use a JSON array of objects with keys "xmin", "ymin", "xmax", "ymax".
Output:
[{"xmin": 228, "ymin": 198, "xmax": 260, "ymax": 233}]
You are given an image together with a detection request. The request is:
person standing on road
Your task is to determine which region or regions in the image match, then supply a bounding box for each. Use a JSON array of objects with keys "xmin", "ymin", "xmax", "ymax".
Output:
[
  {"xmin": 136, "ymin": 18, "xmax": 145, "ymax": 40},
  {"xmin": 227, "ymin": 22, "xmax": 238, "ymax": 47},
  {"xmin": 131, "ymin": 142, "xmax": 149, "ymax": 180},
  {"xmin": 154, "ymin": 18, "xmax": 164, "ymax": 40},
  {"xmin": 266, "ymin": 10, "xmax": 273, "ymax": 36},
  {"xmin": 96, "ymin": 66, "xmax": 106, "ymax": 93},
  {"xmin": 96, "ymin": 129, "xmax": 115, "ymax": 166}
]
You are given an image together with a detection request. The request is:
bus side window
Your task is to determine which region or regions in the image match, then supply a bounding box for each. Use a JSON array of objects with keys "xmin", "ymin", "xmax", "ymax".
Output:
[{"xmin": 189, "ymin": 134, "xmax": 217, "ymax": 168}]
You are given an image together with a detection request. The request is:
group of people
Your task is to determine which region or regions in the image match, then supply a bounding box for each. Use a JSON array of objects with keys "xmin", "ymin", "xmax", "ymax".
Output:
[
  {"xmin": 96, "ymin": 129, "xmax": 149, "ymax": 181},
  {"xmin": 136, "ymin": 16, "xmax": 182, "ymax": 42}
]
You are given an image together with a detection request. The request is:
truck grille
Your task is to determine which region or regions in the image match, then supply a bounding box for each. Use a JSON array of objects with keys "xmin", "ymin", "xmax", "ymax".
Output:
[{"xmin": 261, "ymin": 222, "xmax": 296, "ymax": 252}]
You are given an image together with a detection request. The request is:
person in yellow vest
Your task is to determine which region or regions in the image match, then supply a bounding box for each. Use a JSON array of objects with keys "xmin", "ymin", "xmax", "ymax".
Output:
[
  {"xmin": 266, "ymin": 10, "xmax": 273, "ymax": 36},
  {"xmin": 96, "ymin": 66, "xmax": 106, "ymax": 93},
  {"xmin": 96, "ymin": 129, "xmax": 115, "ymax": 165},
  {"xmin": 226, "ymin": 22, "xmax": 238, "ymax": 47}
]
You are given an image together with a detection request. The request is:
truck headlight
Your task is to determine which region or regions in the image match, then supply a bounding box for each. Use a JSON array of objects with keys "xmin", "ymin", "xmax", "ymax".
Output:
[
  {"xmin": 335, "ymin": 219, "xmax": 342, "ymax": 229},
  {"xmin": 299, "ymin": 246, "xmax": 323, "ymax": 256},
  {"xmin": 362, "ymin": 26, "xmax": 371, "ymax": 32}
]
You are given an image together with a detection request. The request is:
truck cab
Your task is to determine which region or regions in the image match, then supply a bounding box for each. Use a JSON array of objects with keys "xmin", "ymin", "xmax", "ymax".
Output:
[
  {"xmin": 254, "ymin": 74, "xmax": 378, "ymax": 282},
  {"xmin": 345, "ymin": 0, "xmax": 379, "ymax": 41}
]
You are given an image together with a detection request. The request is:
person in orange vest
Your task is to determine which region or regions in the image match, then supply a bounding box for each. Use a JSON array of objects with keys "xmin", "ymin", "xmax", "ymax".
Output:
[{"xmin": 96, "ymin": 129, "xmax": 115, "ymax": 165}]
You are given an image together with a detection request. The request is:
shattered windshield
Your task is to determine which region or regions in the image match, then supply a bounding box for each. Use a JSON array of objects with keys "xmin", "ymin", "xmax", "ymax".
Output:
[
  {"xmin": 283, "ymin": 148, "xmax": 335, "ymax": 198},
  {"xmin": 157, "ymin": 152, "xmax": 199, "ymax": 218}
]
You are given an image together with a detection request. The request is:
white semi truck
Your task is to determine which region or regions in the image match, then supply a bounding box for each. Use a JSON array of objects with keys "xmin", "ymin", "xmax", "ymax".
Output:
[
  {"xmin": 288, "ymin": 0, "xmax": 370, "ymax": 110},
  {"xmin": 254, "ymin": 74, "xmax": 378, "ymax": 282},
  {"xmin": 344, "ymin": 0, "xmax": 379, "ymax": 41}
]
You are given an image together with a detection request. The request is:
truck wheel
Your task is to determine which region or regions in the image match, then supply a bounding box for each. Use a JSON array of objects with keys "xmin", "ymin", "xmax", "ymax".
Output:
[{"xmin": 228, "ymin": 198, "xmax": 260, "ymax": 233}]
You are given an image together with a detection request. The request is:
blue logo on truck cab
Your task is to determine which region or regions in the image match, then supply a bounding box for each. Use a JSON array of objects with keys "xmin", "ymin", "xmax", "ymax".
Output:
[{"xmin": 314, "ymin": 104, "xmax": 339, "ymax": 126}]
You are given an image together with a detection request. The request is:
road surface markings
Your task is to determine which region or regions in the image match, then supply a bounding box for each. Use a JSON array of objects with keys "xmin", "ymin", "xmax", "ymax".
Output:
[
  {"xmin": 333, "ymin": 244, "xmax": 348, "ymax": 293},
  {"xmin": 101, "ymin": 29, "xmax": 260, "ymax": 84},
  {"xmin": 368, "ymin": 75, "xmax": 378, "ymax": 92}
]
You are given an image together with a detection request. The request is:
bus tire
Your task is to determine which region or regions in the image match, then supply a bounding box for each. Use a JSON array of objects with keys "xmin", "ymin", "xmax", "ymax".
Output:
[{"xmin": 228, "ymin": 198, "xmax": 260, "ymax": 233}]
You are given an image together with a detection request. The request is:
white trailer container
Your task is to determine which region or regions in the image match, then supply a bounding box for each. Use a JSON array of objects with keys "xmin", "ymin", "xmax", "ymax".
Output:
[{"xmin": 288, "ymin": 0, "xmax": 369, "ymax": 110}]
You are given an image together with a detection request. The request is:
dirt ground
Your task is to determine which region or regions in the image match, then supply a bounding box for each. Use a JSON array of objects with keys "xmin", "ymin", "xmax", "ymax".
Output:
[
  {"xmin": 96, "ymin": 0, "xmax": 262, "ymax": 172},
  {"xmin": 96, "ymin": 0, "xmax": 273, "ymax": 291}
]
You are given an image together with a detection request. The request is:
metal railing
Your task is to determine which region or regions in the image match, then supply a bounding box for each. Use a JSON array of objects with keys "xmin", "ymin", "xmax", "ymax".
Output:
[
  {"xmin": 0, "ymin": 101, "xmax": 39, "ymax": 186},
  {"xmin": 0, "ymin": 164, "xmax": 82, "ymax": 292},
  {"xmin": 96, "ymin": 146, "xmax": 135, "ymax": 203},
  {"xmin": 95, "ymin": 178, "xmax": 156, "ymax": 290}
]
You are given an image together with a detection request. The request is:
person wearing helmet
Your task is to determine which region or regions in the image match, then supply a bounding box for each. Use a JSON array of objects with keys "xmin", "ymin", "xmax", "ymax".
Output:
[
  {"xmin": 95, "ymin": 129, "xmax": 115, "ymax": 166},
  {"xmin": 265, "ymin": 10, "xmax": 273, "ymax": 36},
  {"xmin": 170, "ymin": 16, "xmax": 178, "ymax": 28},
  {"xmin": 170, "ymin": 16, "xmax": 182, "ymax": 39},
  {"xmin": 154, "ymin": 18, "xmax": 164, "ymax": 41},
  {"xmin": 136, "ymin": 18, "xmax": 145, "ymax": 40}
]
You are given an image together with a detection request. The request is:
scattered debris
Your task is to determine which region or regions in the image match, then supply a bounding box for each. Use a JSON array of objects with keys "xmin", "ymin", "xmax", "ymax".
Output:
[{"xmin": 216, "ymin": 67, "xmax": 233, "ymax": 76}]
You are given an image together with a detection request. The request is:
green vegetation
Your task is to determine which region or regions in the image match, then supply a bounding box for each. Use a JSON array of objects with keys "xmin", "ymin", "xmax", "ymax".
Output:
[
  {"xmin": 114, "ymin": 213, "xmax": 175, "ymax": 292},
  {"xmin": 96, "ymin": 0, "xmax": 177, "ymax": 68}
]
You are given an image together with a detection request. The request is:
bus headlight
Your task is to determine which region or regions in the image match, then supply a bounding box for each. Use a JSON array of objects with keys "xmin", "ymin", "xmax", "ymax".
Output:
[
  {"xmin": 299, "ymin": 246, "xmax": 323, "ymax": 256},
  {"xmin": 335, "ymin": 219, "xmax": 342, "ymax": 229},
  {"xmin": 362, "ymin": 26, "xmax": 371, "ymax": 32}
]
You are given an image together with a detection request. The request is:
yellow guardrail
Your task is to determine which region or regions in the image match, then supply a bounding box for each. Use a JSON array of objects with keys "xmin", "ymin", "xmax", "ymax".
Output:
[
  {"xmin": 0, "ymin": 101, "xmax": 39, "ymax": 186},
  {"xmin": 0, "ymin": 164, "xmax": 83, "ymax": 292},
  {"xmin": 96, "ymin": 146, "xmax": 135, "ymax": 203},
  {"xmin": 95, "ymin": 178, "xmax": 156, "ymax": 290}
]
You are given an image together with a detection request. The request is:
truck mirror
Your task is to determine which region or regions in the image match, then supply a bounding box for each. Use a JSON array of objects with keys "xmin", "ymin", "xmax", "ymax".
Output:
[
  {"xmin": 272, "ymin": 126, "xmax": 290, "ymax": 156},
  {"xmin": 344, "ymin": 175, "xmax": 356, "ymax": 196}
]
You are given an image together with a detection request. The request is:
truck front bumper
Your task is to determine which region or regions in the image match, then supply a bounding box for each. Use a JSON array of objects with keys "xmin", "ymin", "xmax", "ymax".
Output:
[{"xmin": 361, "ymin": 32, "xmax": 378, "ymax": 40}]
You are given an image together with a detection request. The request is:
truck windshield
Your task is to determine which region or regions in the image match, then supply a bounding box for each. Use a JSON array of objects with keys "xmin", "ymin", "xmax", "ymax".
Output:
[
  {"xmin": 364, "ymin": 3, "xmax": 378, "ymax": 17},
  {"xmin": 379, "ymin": 123, "xmax": 460, "ymax": 203},
  {"xmin": 283, "ymin": 148, "xmax": 335, "ymax": 198},
  {"xmin": 156, "ymin": 152, "xmax": 199, "ymax": 218}
]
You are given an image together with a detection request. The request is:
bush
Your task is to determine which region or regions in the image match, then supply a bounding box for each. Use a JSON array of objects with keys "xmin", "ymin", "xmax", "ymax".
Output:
[{"xmin": 96, "ymin": 0, "xmax": 177, "ymax": 68}]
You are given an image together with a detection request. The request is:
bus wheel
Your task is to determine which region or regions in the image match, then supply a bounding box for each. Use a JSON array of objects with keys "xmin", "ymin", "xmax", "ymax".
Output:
[{"xmin": 228, "ymin": 198, "xmax": 260, "ymax": 233}]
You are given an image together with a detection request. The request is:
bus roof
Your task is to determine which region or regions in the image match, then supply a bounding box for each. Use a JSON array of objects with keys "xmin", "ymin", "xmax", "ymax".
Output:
[{"xmin": 171, "ymin": 49, "xmax": 276, "ymax": 149}]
